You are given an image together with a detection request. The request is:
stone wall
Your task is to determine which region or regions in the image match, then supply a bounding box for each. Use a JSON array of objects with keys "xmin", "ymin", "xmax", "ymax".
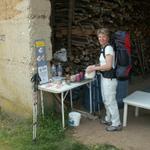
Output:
[
  {"xmin": 29, "ymin": 0, "xmax": 52, "ymax": 61},
  {"xmin": 0, "ymin": 0, "xmax": 52, "ymax": 118}
]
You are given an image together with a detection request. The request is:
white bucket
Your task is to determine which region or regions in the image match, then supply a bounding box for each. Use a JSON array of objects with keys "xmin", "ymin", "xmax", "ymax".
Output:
[{"xmin": 68, "ymin": 112, "xmax": 81, "ymax": 127}]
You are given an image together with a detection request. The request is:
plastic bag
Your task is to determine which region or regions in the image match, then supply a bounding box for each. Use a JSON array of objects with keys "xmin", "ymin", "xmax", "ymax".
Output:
[{"xmin": 54, "ymin": 48, "xmax": 67, "ymax": 62}]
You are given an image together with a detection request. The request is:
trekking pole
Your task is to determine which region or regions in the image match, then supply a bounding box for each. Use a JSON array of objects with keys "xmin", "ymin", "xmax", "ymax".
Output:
[
  {"xmin": 138, "ymin": 36, "xmax": 149, "ymax": 75},
  {"xmin": 131, "ymin": 35, "xmax": 139, "ymax": 76},
  {"xmin": 134, "ymin": 36, "xmax": 145, "ymax": 76},
  {"xmin": 31, "ymin": 73, "xmax": 41, "ymax": 142},
  {"xmin": 97, "ymin": 73, "xmax": 101, "ymax": 118},
  {"xmin": 137, "ymin": 37, "xmax": 145, "ymax": 76},
  {"xmin": 92, "ymin": 78, "xmax": 96, "ymax": 114}
]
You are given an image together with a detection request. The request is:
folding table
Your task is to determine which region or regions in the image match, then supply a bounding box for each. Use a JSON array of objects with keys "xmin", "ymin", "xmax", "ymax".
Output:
[
  {"xmin": 38, "ymin": 79, "xmax": 93, "ymax": 126},
  {"xmin": 123, "ymin": 91, "xmax": 150, "ymax": 127}
]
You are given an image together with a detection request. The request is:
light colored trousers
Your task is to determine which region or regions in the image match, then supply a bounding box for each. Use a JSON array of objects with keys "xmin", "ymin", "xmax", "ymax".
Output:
[{"xmin": 101, "ymin": 76, "xmax": 121, "ymax": 126}]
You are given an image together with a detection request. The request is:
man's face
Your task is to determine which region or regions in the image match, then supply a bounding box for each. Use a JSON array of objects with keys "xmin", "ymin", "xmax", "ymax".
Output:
[{"xmin": 97, "ymin": 33, "xmax": 109, "ymax": 46}]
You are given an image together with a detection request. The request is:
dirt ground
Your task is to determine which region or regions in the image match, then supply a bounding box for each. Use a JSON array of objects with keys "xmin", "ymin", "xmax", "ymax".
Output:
[{"xmin": 72, "ymin": 75, "xmax": 150, "ymax": 150}]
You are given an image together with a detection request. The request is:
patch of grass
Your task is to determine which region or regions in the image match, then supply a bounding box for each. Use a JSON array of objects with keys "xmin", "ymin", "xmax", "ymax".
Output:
[{"xmin": 0, "ymin": 111, "xmax": 120, "ymax": 150}]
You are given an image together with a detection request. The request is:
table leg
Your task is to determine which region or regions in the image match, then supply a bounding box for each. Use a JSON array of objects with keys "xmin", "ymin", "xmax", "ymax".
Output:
[
  {"xmin": 123, "ymin": 103, "xmax": 128, "ymax": 127},
  {"xmin": 89, "ymin": 81, "xmax": 92, "ymax": 113},
  {"xmin": 61, "ymin": 92, "xmax": 65, "ymax": 128},
  {"xmin": 40, "ymin": 90, "xmax": 44, "ymax": 117},
  {"xmin": 70, "ymin": 90, "xmax": 73, "ymax": 109},
  {"xmin": 135, "ymin": 107, "xmax": 139, "ymax": 117}
]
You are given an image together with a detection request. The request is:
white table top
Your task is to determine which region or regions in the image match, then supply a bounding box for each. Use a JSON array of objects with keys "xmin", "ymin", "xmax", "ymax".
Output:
[
  {"xmin": 123, "ymin": 91, "xmax": 150, "ymax": 109},
  {"xmin": 38, "ymin": 79, "xmax": 92, "ymax": 94}
]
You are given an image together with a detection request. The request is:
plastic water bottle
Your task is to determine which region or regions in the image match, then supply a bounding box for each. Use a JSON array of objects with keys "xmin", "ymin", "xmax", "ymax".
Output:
[
  {"xmin": 57, "ymin": 63, "xmax": 63, "ymax": 77},
  {"xmin": 51, "ymin": 64, "xmax": 57, "ymax": 77}
]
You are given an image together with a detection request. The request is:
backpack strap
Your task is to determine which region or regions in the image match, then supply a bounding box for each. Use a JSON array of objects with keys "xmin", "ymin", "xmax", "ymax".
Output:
[
  {"xmin": 100, "ymin": 44, "xmax": 117, "ymax": 69},
  {"xmin": 100, "ymin": 44, "xmax": 110, "ymax": 58},
  {"xmin": 100, "ymin": 44, "xmax": 116, "ymax": 79}
]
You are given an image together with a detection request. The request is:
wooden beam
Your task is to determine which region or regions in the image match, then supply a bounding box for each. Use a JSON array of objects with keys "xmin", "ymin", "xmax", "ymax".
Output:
[{"xmin": 68, "ymin": 0, "xmax": 75, "ymax": 57}]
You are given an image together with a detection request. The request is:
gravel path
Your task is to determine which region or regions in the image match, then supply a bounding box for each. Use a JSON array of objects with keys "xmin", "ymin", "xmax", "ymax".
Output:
[{"xmin": 72, "ymin": 75, "xmax": 150, "ymax": 150}]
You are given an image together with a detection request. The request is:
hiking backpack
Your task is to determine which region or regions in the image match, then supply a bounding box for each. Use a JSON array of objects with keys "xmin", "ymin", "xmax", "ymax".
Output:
[
  {"xmin": 100, "ymin": 31, "xmax": 132, "ymax": 80},
  {"xmin": 113, "ymin": 31, "xmax": 132, "ymax": 80}
]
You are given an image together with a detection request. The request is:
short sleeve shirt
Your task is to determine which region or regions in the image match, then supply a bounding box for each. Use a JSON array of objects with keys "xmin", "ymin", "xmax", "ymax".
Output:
[{"xmin": 99, "ymin": 45, "xmax": 115, "ymax": 68}]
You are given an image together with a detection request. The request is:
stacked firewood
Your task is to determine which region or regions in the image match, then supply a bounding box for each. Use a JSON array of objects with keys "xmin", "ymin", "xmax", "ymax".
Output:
[{"xmin": 51, "ymin": 0, "xmax": 150, "ymax": 75}]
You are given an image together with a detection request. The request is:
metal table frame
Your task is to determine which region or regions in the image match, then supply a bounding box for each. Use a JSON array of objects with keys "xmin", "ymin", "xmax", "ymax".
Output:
[{"xmin": 39, "ymin": 79, "xmax": 92, "ymax": 127}]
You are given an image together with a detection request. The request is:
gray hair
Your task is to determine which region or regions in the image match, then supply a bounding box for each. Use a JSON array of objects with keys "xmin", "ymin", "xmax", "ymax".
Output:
[{"xmin": 97, "ymin": 28, "xmax": 110, "ymax": 37}]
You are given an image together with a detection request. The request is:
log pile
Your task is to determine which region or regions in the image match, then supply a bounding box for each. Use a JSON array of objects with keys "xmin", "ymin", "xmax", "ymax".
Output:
[{"xmin": 51, "ymin": 0, "xmax": 150, "ymax": 75}]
